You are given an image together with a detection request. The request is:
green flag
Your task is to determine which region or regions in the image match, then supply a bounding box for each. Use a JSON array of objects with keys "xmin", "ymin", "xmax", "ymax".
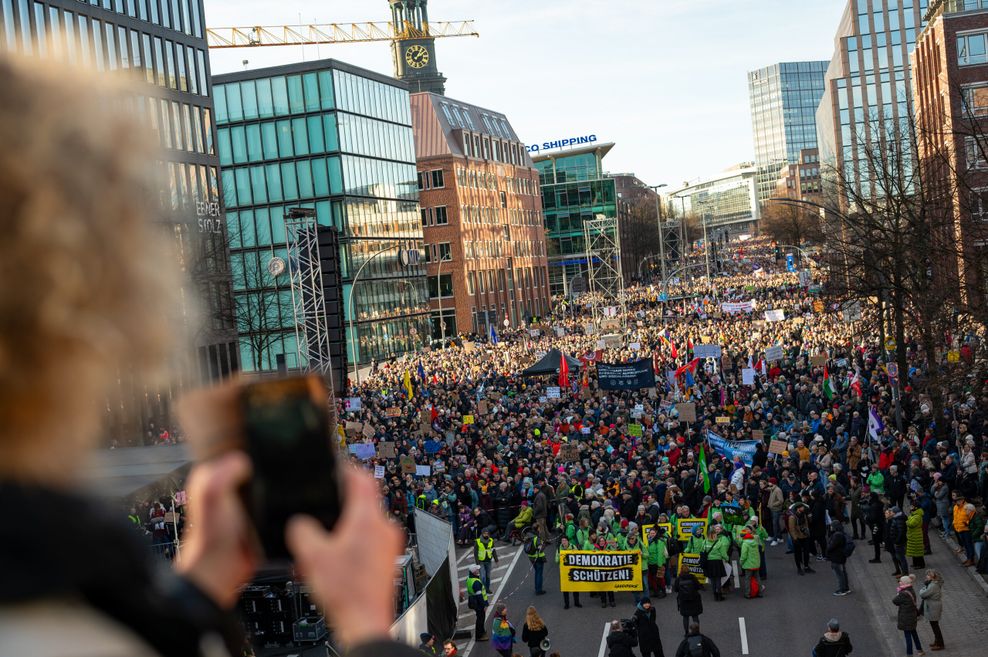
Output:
[{"xmin": 699, "ymin": 443, "xmax": 711, "ymax": 494}]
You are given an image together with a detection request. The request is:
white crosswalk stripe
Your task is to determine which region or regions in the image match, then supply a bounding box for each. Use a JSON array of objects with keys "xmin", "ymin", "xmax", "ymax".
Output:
[{"xmin": 452, "ymin": 544, "xmax": 525, "ymax": 656}]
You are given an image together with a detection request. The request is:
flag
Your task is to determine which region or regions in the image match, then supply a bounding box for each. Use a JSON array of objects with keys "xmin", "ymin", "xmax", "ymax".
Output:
[
  {"xmin": 489, "ymin": 325, "xmax": 499, "ymax": 345},
  {"xmin": 823, "ymin": 366, "xmax": 835, "ymax": 400},
  {"xmin": 868, "ymin": 407, "xmax": 884, "ymax": 442},
  {"xmin": 698, "ymin": 444, "xmax": 711, "ymax": 494},
  {"xmin": 417, "ymin": 361, "xmax": 426, "ymax": 383},
  {"xmin": 403, "ymin": 369, "xmax": 413, "ymax": 400},
  {"xmin": 558, "ymin": 353, "xmax": 570, "ymax": 388}
]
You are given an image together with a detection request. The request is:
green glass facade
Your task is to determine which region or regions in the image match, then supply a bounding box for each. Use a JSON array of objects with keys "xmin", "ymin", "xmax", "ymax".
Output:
[
  {"xmin": 215, "ymin": 60, "xmax": 428, "ymax": 371},
  {"xmin": 534, "ymin": 147, "xmax": 618, "ymax": 295}
]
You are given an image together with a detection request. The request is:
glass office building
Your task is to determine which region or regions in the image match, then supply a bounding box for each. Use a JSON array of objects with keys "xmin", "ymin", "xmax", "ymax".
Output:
[
  {"xmin": 0, "ymin": 0, "xmax": 238, "ymax": 442},
  {"xmin": 817, "ymin": 0, "xmax": 929, "ymax": 201},
  {"xmin": 533, "ymin": 143, "xmax": 619, "ymax": 296},
  {"xmin": 214, "ymin": 59, "xmax": 428, "ymax": 370},
  {"xmin": 747, "ymin": 61, "xmax": 828, "ymax": 206}
]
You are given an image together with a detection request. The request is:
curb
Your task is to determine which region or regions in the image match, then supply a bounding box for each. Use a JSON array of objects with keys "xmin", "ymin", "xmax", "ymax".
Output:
[{"xmin": 936, "ymin": 532, "xmax": 988, "ymax": 597}]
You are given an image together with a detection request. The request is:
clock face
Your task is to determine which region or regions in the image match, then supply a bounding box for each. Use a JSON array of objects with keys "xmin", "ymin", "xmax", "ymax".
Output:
[{"xmin": 405, "ymin": 44, "xmax": 430, "ymax": 69}]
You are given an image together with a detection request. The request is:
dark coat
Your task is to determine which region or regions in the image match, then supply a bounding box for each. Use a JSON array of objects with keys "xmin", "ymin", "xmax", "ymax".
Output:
[
  {"xmin": 633, "ymin": 605, "xmax": 664, "ymax": 654},
  {"xmin": 674, "ymin": 573, "xmax": 703, "ymax": 617},
  {"xmin": 893, "ymin": 588, "xmax": 919, "ymax": 631},
  {"xmin": 606, "ymin": 630, "xmax": 637, "ymax": 657}
]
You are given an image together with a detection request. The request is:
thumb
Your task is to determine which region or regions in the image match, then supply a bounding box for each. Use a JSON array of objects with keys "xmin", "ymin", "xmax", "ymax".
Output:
[{"xmin": 286, "ymin": 515, "xmax": 328, "ymax": 562}]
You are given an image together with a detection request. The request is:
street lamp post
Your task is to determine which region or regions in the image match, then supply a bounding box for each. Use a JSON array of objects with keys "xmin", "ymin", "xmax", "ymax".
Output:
[{"xmin": 348, "ymin": 241, "xmax": 407, "ymax": 386}]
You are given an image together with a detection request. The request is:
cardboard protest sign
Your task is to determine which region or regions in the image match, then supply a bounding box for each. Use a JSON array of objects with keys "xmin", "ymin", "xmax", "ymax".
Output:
[
  {"xmin": 558, "ymin": 550, "xmax": 644, "ymax": 592},
  {"xmin": 676, "ymin": 403, "xmax": 697, "ymax": 422},
  {"xmin": 769, "ymin": 439, "xmax": 788, "ymax": 455}
]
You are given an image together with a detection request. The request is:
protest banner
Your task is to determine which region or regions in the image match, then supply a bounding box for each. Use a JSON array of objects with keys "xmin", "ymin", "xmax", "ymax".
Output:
[
  {"xmin": 676, "ymin": 517, "xmax": 709, "ymax": 541},
  {"xmin": 348, "ymin": 443, "xmax": 376, "ymax": 460},
  {"xmin": 546, "ymin": 386, "xmax": 561, "ymax": 399},
  {"xmin": 678, "ymin": 553, "xmax": 708, "ymax": 583},
  {"xmin": 675, "ymin": 402, "xmax": 697, "ymax": 422},
  {"xmin": 768, "ymin": 439, "xmax": 788, "ymax": 455},
  {"xmin": 720, "ymin": 300, "xmax": 755, "ymax": 314},
  {"xmin": 693, "ymin": 344, "xmax": 722, "ymax": 359},
  {"xmin": 559, "ymin": 443, "xmax": 580, "ymax": 461},
  {"xmin": 707, "ymin": 430, "xmax": 758, "ymax": 466},
  {"xmin": 765, "ymin": 344, "xmax": 784, "ymax": 363},
  {"xmin": 597, "ymin": 359, "xmax": 654, "ymax": 390},
  {"xmin": 764, "ymin": 309, "xmax": 785, "ymax": 322},
  {"xmin": 378, "ymin": 441, "xmax": 396, "ymax": 458},
  {"xmin": 558, "ymin": 551, "xmax": 644, "ymax": 592}
]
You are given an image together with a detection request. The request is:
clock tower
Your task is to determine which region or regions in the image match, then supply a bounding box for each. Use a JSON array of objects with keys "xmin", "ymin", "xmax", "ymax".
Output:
[{"xmin": 390, "ymin": 0, "xmax": 446, "ymax": 95}]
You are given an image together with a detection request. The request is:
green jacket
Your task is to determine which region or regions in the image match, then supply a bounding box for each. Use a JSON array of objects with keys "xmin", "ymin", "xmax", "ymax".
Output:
[
  {"xmin": 704, "ymin": 535, "xmax": 730, "ymax": 562},
  {"xmin": 866, "ymin": 470, "xmax": 885, "ymax": 494},
  {"xmin": 646, "ymin": 539, "xmax": 668, "ymax": 567},
  {"xmin": 739, "ymin": 537, "xmax": 760, "ymax": 570},
  {"xmin": 906, "ymin": 508, "xmax": 925, "ymax": 558}
]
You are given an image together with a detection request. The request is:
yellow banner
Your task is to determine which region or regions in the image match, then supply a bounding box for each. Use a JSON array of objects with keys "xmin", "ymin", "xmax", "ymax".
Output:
[
  {"xmin": 678, "ymin": 552, "xmax": 708, "ymax": 583},
  {"xmin": 676, "ymin": 517, "xmax": 709, "ymax": 541},
  {"xmin": 558, "ymin": 550, "xmax": 644, "ymax": 592}
]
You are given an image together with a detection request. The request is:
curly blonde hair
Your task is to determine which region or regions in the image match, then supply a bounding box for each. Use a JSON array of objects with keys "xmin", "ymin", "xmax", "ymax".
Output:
[{"xmin": 0, "ymin": 55, "xmax": 182, "ymax": 482}]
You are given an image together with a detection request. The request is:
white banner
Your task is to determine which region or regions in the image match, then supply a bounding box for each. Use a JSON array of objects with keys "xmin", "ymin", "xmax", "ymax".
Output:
[
  {"xmin": 693, "ymin": 344, "xmax": 722, "ymax": 359},
  {"xmin": 721, "ymin": 300, "xmax": 755, "ymax": 314}
]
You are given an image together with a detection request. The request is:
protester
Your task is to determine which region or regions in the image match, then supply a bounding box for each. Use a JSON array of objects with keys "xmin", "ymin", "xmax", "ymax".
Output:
[
  {"xmin": 811, "ymin": 619, "xmax": 852, "ymax": 657},
  {"xmin": 917, "ymin": 570, "xmax": 944, "ymax": 651}
]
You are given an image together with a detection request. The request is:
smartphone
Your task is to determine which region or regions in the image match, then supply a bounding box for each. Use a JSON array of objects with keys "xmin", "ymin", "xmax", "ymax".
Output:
[{"xmin": 239, "ymin": 375, "xmax": 344, "ymax": 561}]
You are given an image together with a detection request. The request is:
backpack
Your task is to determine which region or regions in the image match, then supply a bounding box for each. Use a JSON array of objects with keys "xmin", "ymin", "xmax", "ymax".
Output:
[
  {"xmin": 687, "ymin": 635, "xmax": 705, "ymax": 657},
  {"xmin": 843, "ymin": 538, "xmax": 856, "ymax": 558}
]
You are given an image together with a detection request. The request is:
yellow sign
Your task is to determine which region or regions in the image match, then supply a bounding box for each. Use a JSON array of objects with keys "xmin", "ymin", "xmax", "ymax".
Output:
[
  {"xmin": 558, "ymin": 550, "xmax": 644, "ymax": 592},
  {"xmin": 676, "ymin": 517, "xmax": 709, "ymax": 541},
  {"xmin": 678, "ymin": 553, "xmax": 708, "ymax": 584},
  {"xmin": 641, "ymin": 523, "xmax": 673, "ymax": 548},
  {"xmin": 462, "ymin": 415, "xmax": 475, "ymax": 425}
]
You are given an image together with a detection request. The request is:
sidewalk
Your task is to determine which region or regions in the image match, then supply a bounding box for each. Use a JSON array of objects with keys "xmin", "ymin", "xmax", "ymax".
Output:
[{"xmin": 848, "ymin": 531, "xmax": 988, "ymax": 655}]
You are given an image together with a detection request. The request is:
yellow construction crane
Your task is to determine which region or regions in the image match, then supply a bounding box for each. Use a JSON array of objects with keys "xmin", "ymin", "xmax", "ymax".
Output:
[{"xmin": 206, "ymin": 21, "xmax": 477, "ymax": 49}]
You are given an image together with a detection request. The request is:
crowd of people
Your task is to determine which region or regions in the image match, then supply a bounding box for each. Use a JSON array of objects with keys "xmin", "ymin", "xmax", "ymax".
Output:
[{"xmin": 338, "ymin": 237, "xmax": 987, "ymax": 656}]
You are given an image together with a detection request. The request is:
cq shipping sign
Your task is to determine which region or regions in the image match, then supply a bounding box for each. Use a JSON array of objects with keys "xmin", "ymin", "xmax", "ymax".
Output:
[
  {"xmin": 526, "ymin": 134, "xmax": 598, "ymax": 153},
  {"xmin": 559, "ymin": 550, "xmax": 643, "ymax": 592}
]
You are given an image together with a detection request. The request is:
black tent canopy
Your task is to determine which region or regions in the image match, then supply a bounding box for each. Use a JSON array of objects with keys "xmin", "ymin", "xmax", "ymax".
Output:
[{"xmin": 520, "ymin": 349, "xmax": 582, "ymax": 377}]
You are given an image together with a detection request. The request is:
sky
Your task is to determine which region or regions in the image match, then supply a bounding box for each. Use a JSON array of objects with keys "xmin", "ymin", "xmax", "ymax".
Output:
[{"xmin": 206, "ymin": 0, "xmax": 846, "ymax": 188}]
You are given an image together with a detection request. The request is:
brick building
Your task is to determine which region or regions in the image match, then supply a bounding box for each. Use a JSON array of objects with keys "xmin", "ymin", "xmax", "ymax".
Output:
[
  {"xmin": 410, "ymin": 93, "xmax": 551, "ymax": 339},
  {"xmin": 773, "ymin": 148, "xmax": 823, "ymax": 205},
  {"xmin": 912, "ymin": 0, "xmax": 988, "ymax": 311}
]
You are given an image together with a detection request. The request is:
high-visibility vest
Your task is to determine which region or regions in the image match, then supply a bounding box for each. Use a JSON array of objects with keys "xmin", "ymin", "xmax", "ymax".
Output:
[
  {"xmin": 526, "ymin": 536, "xmax": 545, "ymax": 560},
  {"xmin": 466, "ymin": 576, "xmax": 488, "ymax": 602},
  {"xmin": 476, "ymin": 537, "xmax": 494, "ymax": 562}
]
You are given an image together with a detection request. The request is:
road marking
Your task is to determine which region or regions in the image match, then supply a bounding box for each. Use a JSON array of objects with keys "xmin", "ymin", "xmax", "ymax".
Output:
[
  {"xmin": 597, "ymin": 621, "xmax": 611, "ymax": 657},
  {"xmin": 460, "ymin": 545, "xmax": 525, "ymax": 657},
  {"xmin": 739, "ymin": 617, "xmax": 749, "ymax": 655},
  {"xmin": 732, "ymin": 559, "xmax": 740, "ymax": 588}
]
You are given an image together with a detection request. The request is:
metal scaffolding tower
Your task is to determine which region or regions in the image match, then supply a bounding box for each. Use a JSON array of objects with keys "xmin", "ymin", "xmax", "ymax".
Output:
[
  {"xmin": 583, "ymin": 214, "xmax": 626, "ymax": 329},
  {"xmin": 284, "ymin": 208, "xmax": 334, "ymax": 389}
]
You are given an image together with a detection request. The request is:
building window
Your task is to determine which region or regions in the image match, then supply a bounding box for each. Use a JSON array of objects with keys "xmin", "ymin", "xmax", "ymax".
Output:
[
  {"xmin": 431, "ymin": 169, "xmax": 444, "ymax": 188},
  {"xmin": 435, "ymin": 206, "xmax": 448, "ymax": 225},
  {"xmin": 958, "ymin": 31, "xmax": 988, "ymax": 66}
]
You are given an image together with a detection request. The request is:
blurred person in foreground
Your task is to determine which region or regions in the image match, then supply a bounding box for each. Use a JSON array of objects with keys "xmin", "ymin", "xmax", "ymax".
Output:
[{"xmin": 0, "ymin": 55, "xmax": 411, "ymax": 657}]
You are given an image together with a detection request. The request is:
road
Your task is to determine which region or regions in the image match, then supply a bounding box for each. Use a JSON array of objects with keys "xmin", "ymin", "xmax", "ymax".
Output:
[{"xmin": 453, "ymin": 539, "xmax": 888, "ymax": 657}]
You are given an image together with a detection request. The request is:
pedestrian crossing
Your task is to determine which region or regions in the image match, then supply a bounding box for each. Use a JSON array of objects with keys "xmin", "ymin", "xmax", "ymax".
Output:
[{"xmin": 452, "ymin": 543, "xmax": 525, "ymax": 656}]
